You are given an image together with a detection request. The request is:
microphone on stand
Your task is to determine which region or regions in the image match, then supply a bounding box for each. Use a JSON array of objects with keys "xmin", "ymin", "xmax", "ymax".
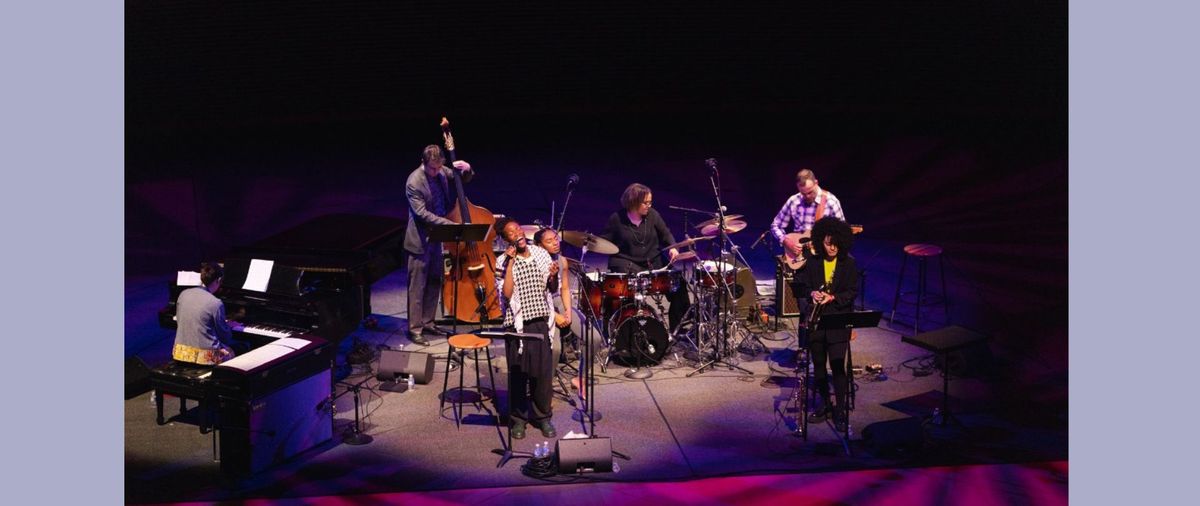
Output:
[
  {"xmin": 751, "ymin": 230, "xmax": 769, "ymax": 250},
  {"xmin": 705, "ymin": 158, "xmax": 718, "ymax": 175},
  {"xmin": 567, "ymin": 173, "xmax": 580, "ymax": 188}
]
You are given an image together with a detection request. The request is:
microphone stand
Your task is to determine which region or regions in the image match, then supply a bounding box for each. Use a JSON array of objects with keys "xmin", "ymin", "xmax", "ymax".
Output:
[
  {"xmin": 689, "ymin": 159, "xmax": 752, "ymax": 377},
  {"xmin": 556, "ymin": 180, "xmax": 577, "ymax": 235}
]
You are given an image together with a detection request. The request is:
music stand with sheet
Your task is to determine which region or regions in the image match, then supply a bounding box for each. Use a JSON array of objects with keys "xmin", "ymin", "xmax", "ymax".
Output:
[
  {"xmin": 429, "ymin": 223, "xmax": 492, "ymax": 336},
  {"xmin": 477, "ymin": 330, "xmax": 548, "ymax": 468},
  {"xmin": 901, "ymin": 325, "xmax": 987, "ymax": 428},
  {"xmin": 811, "ymin": 310, "xmax": 882, "ymax": 455}
]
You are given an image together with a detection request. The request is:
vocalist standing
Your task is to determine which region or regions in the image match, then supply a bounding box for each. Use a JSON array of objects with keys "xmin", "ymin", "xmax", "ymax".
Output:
[{"xmin": 494, "ymin": 217, "xmax": 557, "ymax": 440}]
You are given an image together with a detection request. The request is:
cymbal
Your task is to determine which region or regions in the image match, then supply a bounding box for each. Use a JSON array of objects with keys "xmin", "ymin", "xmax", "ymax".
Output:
[
  {"xmin": 700, "ymin": 219, "xmax": 747, "ymax": 237},
  {"xmin": 695, "ymin": 214, "xmax": 744, "ymax": 230},
  {"xmin": 520, "ymin": 224, "xmax": 543, "ymax": 241},
  {"xmin": 662, "ymin": 235, "xmax": 712, "ymax": 251},
  {"xmin": 560, "ymin": 230, "xmax": 619, "ymax": 255}
]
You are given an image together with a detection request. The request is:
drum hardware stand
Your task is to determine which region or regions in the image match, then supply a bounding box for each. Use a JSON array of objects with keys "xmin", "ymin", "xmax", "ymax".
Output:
[{"xmin": 689, "ymin": 158, "xmax": 752, "ymax": 377}]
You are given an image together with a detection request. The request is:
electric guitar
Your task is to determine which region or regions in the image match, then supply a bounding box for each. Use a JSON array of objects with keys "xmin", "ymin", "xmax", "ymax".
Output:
[{"xmin": 781, "ymin": 224, "xmax": 863, "ymax": 270}]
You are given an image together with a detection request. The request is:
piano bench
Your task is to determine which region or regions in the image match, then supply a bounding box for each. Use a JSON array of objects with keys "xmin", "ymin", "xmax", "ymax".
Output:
[{"xmin": 149, "ymin": 361, "xmax": 217, "ymax": 433}]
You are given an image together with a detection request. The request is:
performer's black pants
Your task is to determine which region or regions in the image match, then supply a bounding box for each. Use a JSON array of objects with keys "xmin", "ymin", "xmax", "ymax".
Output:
[
  {"xmin": 505, "ymin": 319, "xmax": 553, "ymax": 427},
  {"xmin": 809, "ymin": 333, "xmax": 849, "ymax": 411}
]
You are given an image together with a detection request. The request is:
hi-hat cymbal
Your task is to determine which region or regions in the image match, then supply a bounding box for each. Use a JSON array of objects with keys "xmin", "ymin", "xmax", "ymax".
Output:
[
  {"xmin": 695, "ymin": 214, "xmax": 744, "ymax": 230},
  {"xmin": 560, "ymin": 230, "xmax": 619, "ymax": 255},
  {"xmin": 662, "ymin": 235, "xmax": 712, "ymax": 251},
  {"xmin": 700, "ymin": 219, "xmax": 748, "ymax": 237}
]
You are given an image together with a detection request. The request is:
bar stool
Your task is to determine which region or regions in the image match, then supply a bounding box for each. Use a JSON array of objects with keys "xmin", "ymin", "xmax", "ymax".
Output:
[
  {"xmin": 889, "ymin": 243, "xmax": 949, "ymax": 334},
  {"xmin": 440, "ymin": 333, "xmax": 498, "ymax": 428}
]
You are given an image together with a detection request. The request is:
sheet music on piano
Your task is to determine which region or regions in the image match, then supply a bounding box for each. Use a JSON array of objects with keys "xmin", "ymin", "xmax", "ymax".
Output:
[
  {"xmin": 242, "ymin": 259, "xmax": 274, "ymax": 292},
  {"xmin": 177, "ymin": 270, "xmax": 202, "ymax": 286},
  {"xmin": 219, "ymin": 337, "xmax": 311, "ymax": 372}
]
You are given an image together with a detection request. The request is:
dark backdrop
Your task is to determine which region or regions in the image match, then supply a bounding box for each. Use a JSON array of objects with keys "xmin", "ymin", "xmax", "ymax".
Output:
[{"xmin": 127, "ymin": 1, "xmax": 1066, "ymax": 391}]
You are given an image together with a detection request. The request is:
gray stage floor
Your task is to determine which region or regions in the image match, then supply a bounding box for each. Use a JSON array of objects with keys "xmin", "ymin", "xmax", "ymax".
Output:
[{"xmin": 124, "ymin": 269, "xmax": 1065, "ymax": 504}]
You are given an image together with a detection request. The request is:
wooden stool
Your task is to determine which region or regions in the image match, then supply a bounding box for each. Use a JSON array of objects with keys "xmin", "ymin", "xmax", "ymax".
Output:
[
  {"xmin": 889, "ymin": 244, "xmax": 949, "ymax": 335},
  {"xmin": 440, "ymin": 333, "xmax": 498, "ymax": 428}
]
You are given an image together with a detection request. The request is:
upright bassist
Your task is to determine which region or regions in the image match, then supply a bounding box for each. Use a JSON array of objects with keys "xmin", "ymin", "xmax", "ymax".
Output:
[{"xmin": 403, "ymin": 139, "xmax": 474, "ymax": 346}]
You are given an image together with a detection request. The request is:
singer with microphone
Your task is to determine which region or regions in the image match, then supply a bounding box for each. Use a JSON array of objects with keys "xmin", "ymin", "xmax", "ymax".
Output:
[
  {"xmin": 793, "ymin": 217, "xmax": 859, "ymax": 432},
  {"xmin": 493, "ymin": 217, "xmax": 557, "ymax": 440},
  {"xmin": 598, "ymin": 183, "xmax": 691, "ymax": 331}
]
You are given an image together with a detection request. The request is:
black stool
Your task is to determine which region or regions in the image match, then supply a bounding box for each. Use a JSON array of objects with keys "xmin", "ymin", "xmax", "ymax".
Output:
[
  {"xmin": 901, "ymin": 325, "xmax": 987, "ymax": 427},
  {"xmin": 149, "ymin": 361, "xmax": 216, "ymax": 432},
  {"xmin": 889, "ymin": 243, "xmax": 949, "ymax": 334}
]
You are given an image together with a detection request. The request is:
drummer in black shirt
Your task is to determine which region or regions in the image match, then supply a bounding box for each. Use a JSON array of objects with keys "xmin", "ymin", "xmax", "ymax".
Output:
[{"xmin": 600, "ymin": 183, "xmax": 691, "ymax": 331}]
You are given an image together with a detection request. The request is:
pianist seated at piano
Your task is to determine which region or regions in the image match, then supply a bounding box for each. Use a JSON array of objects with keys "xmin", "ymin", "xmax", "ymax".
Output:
[{"xmin": 172, "ymin": 262, "xmax": 245, "ymax": 365}]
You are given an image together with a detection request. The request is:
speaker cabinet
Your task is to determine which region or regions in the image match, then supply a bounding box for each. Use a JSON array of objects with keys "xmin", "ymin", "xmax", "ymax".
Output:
[
  {"xmin": 774, "ymin": 261, "xmax": 802, "ymax": 317},
  {"xmin": 218, "ymin": 370, "xmax": 333, "ymax": 477},
  {"xmin": 861, "ymin": 417, "xmax": 925, "ymax": 457},
  {"xmin": 377, "ymin": 349, "xmax": 435, "ymax": 384},
  {"xmin": 555, "ymin": 437, "xmax": 614, "ymax": 474}
]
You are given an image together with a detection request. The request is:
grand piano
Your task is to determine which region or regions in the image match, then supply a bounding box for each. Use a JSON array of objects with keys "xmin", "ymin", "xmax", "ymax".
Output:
[
  {"xmin": 158, "ymin": 213, "xmax": 407, "ymax": 343},
  {"xmin": 151, "ymin": 213, "xmax": 406, "ymax": 477}
]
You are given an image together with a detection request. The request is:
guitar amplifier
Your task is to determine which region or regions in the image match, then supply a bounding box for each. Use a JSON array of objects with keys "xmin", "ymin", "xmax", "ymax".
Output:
[{"xmin": 774, "ymin": 259, "xmax": 802, "ymax": 317}]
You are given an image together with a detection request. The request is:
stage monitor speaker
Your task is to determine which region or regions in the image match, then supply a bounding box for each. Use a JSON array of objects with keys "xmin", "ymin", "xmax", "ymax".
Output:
[
  {"xmin": 377, "ymin": 349, "xmax": 435, "ymax": 384},
  {"xmin": 125, "ymin": 356, "xmax": 152, "ymax": 400},
  {"xmin": 861, "ymin": 417, "xmax": 925, "ymax": 457},
  {"xmin": 774, "ymin": 261, "xmax": 802, "ymax": 317},
  {"xmin": 556, "ymin": 437, "xmax": 613, "ymax": 474}
]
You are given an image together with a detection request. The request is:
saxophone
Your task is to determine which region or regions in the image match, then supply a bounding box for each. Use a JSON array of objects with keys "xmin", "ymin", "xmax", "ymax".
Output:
[{"xmin": 806, "ymin": 283, "xmax": 831, "ymax": 329}]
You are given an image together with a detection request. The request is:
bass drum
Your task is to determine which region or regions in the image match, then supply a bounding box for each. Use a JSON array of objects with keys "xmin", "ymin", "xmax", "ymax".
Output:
[{"xmin": 607, "ymin": 303, "xmax": 670, "ymax": 366}]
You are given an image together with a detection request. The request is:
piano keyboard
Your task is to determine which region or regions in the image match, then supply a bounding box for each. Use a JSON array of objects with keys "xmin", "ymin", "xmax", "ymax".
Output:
[
  {"xmin": 170, "ymin": 316, "xmax": 297, "ymax": 339},
  {"xmin": 239, "ymin": 324, "xmax": 296, "ymax": 339}
]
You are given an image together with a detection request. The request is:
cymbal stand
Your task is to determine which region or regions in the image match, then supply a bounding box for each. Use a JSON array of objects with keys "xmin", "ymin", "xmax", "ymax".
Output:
[
  {"xmin": 689, "ymin": 158, "xmax": 752, "ymax": 377},
  {"xmin": 669, "ymin": 269, "xmax": 709, "ymax": 358},
  {"xmin": 665, "ymin": 204, "xmax": 719, "ymax": 357}
]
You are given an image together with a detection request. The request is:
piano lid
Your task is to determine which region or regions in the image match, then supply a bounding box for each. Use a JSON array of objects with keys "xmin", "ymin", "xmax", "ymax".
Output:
[
  {"xmin": 235, "ymin": 214, "xmax": 405, "ymax": 260},
  {"xmin": 221, "ymin": 258, "xmax": 306, "ymax": 297}
]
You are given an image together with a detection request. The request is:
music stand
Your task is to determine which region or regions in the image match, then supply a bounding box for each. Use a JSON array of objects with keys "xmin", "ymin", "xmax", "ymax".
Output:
[
  {"xmin": 811, "ymin": 310, "xmax": 882, "ymax": 455},
  {"xmin": 901, "ymin": 325, "xmax": 987, "ymax": 428},
  {"xmin": 428, "ymin": 223, "xmax": 492, "ymax": 338},
  {"xmin": 477, "ymin": 330, "xmax": 547, "ymax": 468}
]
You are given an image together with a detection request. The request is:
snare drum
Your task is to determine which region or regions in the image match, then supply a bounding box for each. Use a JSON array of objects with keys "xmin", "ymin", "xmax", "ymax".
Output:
[
  {"xmin": 696, "ymin": 261, "xmax": 737, "ymax": 288},
  {"xmin": 643, "ymin": 269, "xmax": 682, "ymax": 295}
]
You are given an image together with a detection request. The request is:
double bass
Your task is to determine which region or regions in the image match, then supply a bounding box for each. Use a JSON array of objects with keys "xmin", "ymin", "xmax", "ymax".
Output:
[{"xmin": 439, "ymin": 118, "xmax": 502, "ymax": 322}]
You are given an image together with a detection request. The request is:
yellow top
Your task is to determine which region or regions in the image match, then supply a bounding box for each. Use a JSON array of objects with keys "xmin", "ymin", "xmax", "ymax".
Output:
[{"xmin": 824, "ymin": 258, "xmax": 837, "ymax": 286}]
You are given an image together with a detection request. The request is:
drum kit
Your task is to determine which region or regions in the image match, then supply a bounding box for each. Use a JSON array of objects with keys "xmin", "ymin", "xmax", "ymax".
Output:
[{"xmin": 554, "ymin": 210, "xmax": 763, "ymax": 377}]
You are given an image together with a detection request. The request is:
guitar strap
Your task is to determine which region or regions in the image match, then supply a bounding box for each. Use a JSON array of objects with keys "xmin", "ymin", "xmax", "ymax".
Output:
[{"xmin": 814, "ymin": 190, "xmax": 827, "ymax": 222}]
